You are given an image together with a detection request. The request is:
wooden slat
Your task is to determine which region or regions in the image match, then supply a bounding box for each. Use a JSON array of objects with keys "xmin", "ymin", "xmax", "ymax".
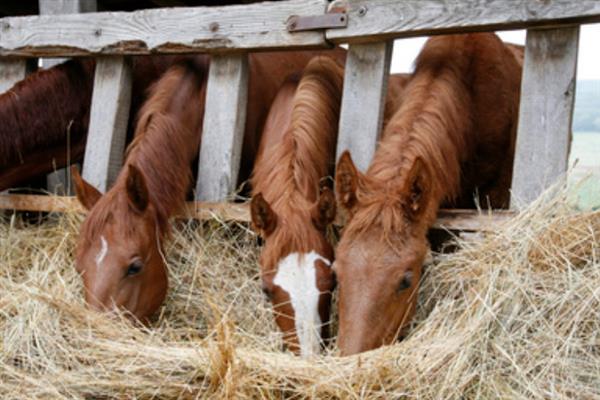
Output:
[
  {"xmin": 40, "ymin": 0, "xmax": 98, "ymax": 195},
  {"xmin": 0, "ymin": 0, "xmax": 328, "ymax": 57},
  {"xmin": 336, "ymin": 41, "xmax": 393, "ymax": 171},
  {"xmin": 0, "ymin": 58, "xmax": 30, "ymax": 93},
  {"xmin": 196, "ymin": 54, "xmax": 249, "ymax": 202},
  {"xmin": 0, "ymin": 194, "xmax": 515, "ymax": 231},
  {"xmin": 326, "ymin": 0, "xmax": 600, "ymax": 43},
  {"xmin": 510, "ymin": 26, "xmax": 579, "ymax": 207},
  {"xmin": 82, "ymin": 56, "xmax": 133, "ymax": 192}
]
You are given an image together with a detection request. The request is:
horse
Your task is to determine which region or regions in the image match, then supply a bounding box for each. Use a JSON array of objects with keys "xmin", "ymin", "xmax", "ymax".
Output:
[
  {"xmin": 250, "ymin": 53, "xmax": 411, "ymax": 356},
  {"xmin": 0, "ymin": 55, "xmax": 184, "ymax": 191},
  {"xmin": 334, "ymin": 33, "xmax": 522, "ymax": 355},
  {"xmin": 71, "ymin": 50, "xmax": 346, "ymax": 322}
]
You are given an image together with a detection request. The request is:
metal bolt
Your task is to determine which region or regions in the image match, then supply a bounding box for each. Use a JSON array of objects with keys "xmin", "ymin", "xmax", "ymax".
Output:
[{"xmin": 358, "ymin": 5, "xmax": 368, "ymax": 17}]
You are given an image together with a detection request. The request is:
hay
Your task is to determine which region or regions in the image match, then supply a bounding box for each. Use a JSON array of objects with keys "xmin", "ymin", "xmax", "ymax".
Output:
[{"xmin": 1, "ymin": 184, "xmax": 599, "ymax": 399}]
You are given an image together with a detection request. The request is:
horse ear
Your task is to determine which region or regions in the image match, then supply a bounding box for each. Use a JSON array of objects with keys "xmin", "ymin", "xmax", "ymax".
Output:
[
  {"xmin": 312, "ymin": 187, "xmax": 336, "ymax": 230},
  {"xmin": 71, "ymin": 165, "xmax": 102, "ymax": 210},
  {"xmin": 125, "ymin": 164, "xmax": 149, "ymax": 214},
  {"xmin": 335, "ymin": 151, "xmax": 361, "ymax": 211},
  {"xmin": 403, "ymin": 158, "xmax": 431, "ymax": 218},
  {"xmin": 250, "ymin": 193, "xmax": 278, "ymax": 236}
]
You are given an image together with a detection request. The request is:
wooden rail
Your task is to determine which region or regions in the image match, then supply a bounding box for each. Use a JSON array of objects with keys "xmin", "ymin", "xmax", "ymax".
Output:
[
  {"xmin": 0, "ymin": 194, "xmax": 515, "ymax": 232},
  {"xmin": 0, "ymin": 0, "xmax": 595, "ymax": 228}
]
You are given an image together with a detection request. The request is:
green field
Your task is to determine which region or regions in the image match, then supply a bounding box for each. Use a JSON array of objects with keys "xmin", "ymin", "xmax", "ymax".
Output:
[{"xmin": 569, "ymin": 131, "xmax": 600, "ymax": 210}]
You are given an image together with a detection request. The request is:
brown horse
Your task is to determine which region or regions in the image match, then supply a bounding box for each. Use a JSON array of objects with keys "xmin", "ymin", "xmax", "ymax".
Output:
[
  {"xmin": 0, "ymin": 55, "xmax": 184, "ymax": 191},
  {"xmin": 250, "ymin": 53, "xmax": 411, "ymax": 356},
  {"xmin": 334, "ymin": 33, "xmax": 522, "ymax": 355},
  {"xmin": 72, "ymin": 50, "xmax": 345, "ymax": 322},
  {"xmin": 250, "ymin": 55, "xmax": 345, "ymax": 356}
]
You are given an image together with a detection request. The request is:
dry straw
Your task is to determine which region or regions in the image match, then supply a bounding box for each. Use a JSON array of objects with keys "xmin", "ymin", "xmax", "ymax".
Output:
[{"xmin": 1, "ymin": 183, "xmax": 599, "ymax": 399}]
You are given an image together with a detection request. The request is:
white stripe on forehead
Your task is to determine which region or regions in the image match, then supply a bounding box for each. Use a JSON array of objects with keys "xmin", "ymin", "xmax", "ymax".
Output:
[
  {"xmin": 273, "ymin": 251, "xmax": 330, "ymax": 358},
  {"xmin": 95, "ymin": 236, "xmax": 108, "ymax": 268}
]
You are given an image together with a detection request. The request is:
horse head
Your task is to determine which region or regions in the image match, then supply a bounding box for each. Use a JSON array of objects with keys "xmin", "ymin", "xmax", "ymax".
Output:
[
  {"xmin": 334, "ymin": 151, "xmax": 433, "ymax": 355},
  {"xmin": 250, "ymin": 188, "xmax": 337, "ymax": 357},
  {"xmin": 72, "ymin": 164, "xmax": 168, "ymax": 322}
]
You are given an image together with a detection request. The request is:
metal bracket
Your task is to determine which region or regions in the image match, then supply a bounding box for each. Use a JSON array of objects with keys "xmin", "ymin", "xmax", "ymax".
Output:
[{"xmin": 287, "ymin": 12, "xmax": 347, "ymax": 32}]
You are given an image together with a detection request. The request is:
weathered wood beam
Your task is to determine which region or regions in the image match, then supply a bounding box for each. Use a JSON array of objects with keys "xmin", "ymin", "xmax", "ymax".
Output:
[
  {"xmin": 40, "ymin": 0, "xmax": 98, "ymax": 195},
  {"xmin": 196, "ymin": 54, "xmax": 249, "ymax": 202},
  {"xmin": 336, "ymin": 41, "xmax": 393, "ymax": 171},
  {"xmin": 326, "ymin": 0, "xmax": 600, "ymax": 43},
  {"xmin": 510, "ymin": 26, "xmax": 579, "ymax": 207},
  {"xmin": 0, "ymin": 194, "xmax": 516, "ymax": 231},
  {"xmin": 82, "ymin": 56, "xmax": 133, "ymax": 192},
  {"xmin": 0, "ymin": 0, "xmax": 328, "ymax": 57}
]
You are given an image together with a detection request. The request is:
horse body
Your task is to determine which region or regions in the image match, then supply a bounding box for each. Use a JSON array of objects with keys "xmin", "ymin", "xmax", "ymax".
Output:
[
  {"xmin": 72, "ymin": 49, "xmax": 347, "ymax": 322},
  {"xmin": 335, "ymin": 33, "xmax": 522, "ymax": 355},
  {"xmin": 0, "ymin": 55, "xmax": 183, "ymax": 191},
  {"xmin": 250, "ymin": 54, "xmax": 346, "ymax": 356}
]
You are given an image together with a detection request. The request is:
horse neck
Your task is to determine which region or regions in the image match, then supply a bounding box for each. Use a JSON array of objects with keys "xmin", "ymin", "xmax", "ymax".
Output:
[
  {"xmin": 0, "ymin": 59, "xmax": 95, "ymax": 169},
  {"xmin": 252, "ymin": 56, "xmax": 344, "ymax": 211},
  {"xmin": 368, "ymin": 53, "xmax": 476, "ymax": 219},
  {"xmin": 118, "ymin": 60, "xmax": 208, "ymax": 222}
]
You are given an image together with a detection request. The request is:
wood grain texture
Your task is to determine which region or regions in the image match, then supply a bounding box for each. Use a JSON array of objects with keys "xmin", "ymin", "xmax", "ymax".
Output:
[
  {"xmin": 196, "ymin": 54, "xmax": 249, "ymax": 202},
  {"xmin": 336, "ymin": 41, "xmax": 392, "ymax": 171},
  {"xmin": 0, "ymin": 194, "xmax": 515, "ymax": 231},
  {"xmin": 82, "ymin": 56, "xmax": 132, "ymax": 192},
  {"xmin": 326, "ymin": 0, "xmax": 600, "ymax": 43},
  {"xmin": 0, "ymin": 0, "xmax": 327, "ymax": 56},
  {"xmin": 510, "ymin": 26, "xmax": 579, "ymax": 207},
  {"xmin": 0, "ymin": 59, "xmax": 29, "ymax": 93},
  {"xmin": 40, "ymin": 0, "xmax": 98, "ymax": 195}
]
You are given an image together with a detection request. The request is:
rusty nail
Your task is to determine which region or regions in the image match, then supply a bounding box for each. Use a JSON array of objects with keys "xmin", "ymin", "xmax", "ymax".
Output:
[
  {"xmin": 358, "ymin": 5, "xmax": 368, "ymax": 16},
  {"xmin": 209, "ymin": 22, "xmax": 219, "ymax": 32}
]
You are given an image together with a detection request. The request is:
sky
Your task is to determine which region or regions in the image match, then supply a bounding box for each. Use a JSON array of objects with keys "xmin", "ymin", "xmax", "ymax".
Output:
[{"xmin": 390, "ymin": 23, "xmax": 600, "ymax": 80}]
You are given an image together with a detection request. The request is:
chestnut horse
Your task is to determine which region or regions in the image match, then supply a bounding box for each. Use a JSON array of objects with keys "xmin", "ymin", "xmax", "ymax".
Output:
[
  {"xmin": 250, "ymin": 54, "xmax": 411, "ymax": 356},
  {"xmin": 334, "ymin": 33, "xmax": 522, "ymax": 355},
  {"xmin": 72, "ymin": 50, "xmax": 345, "ymax": 322},
  {"xmin": 0, "ymin": 56, "xmax": 182, "ymax": 191}
]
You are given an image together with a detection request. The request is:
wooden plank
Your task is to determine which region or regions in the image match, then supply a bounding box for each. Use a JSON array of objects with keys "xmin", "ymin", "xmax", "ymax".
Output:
[
  {"xmin": 336, "ymin": 41, "xmax": 393, "ymax": 171},
  {"xmin": 326, "ymin": 0, "xmax": 600, "ymax": 43},
  {"xmin": 39, "ymin": 0, "xmax": 98, "ymax": 195},
  {"xmin": 510, "ymin": 26, "xmax": 579, "ymax": 207},
  {"xmin": 196, "ymin": 53, "xmax": 249, "ymax": 202},
  {"xmin": 0, "ymin": 194, "xmax": 516, "ymax": 231},
  {"xmin": 82, "ymin": 56, "xmax": 132, "ymax": 192},
  {"xmin": 0, "ymin": 0, "xmax": 328, "ymax": 57},
  {"xmin": 0, "ymin": 58, "xmax": 31, "ymax": 93}
]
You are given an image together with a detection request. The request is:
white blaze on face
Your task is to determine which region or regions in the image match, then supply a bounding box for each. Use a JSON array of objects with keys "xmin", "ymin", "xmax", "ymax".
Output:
[
  {"xmin": 273, "ymin": 250, "xmax": 330, "ymax": 357},
  {"xmin": 95, "ymin": 236, "xmax": 108, "ymax": 268}
]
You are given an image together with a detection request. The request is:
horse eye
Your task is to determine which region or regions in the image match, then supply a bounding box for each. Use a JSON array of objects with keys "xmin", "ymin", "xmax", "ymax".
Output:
[
  {"xmin": 262, "ymin": 285, "xmax": 273, "ymax": 300},
  {"xmin": 126, "ymin": 260, "xmax": 144, "ymax": 277},
  {"xmin": 397, "ymin": 270, "xmax": 414, "ymax": 292}
]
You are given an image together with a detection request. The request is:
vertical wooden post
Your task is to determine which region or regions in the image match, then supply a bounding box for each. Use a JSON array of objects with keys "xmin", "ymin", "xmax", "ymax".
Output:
[
  {"xmin": 40, "ymin": 0, "xmax": 97, "ymax": 195},
  {"xmin": 336, "ymin": 41, "xmax": 393, "ymax": 172},
  {"xmin": 196, "ymin": 54, "xmax": 249, "ymax": 202},
  {"xmin": 82, "ymin": 56, "xmax": 133, "ymax": 192},
  {"xmin": 0, "ymin": 59, "xmax": 33, "ymax": 93},
  {"xmin": 510, "ymin": 26, "xmax": 580, "ymax": 208}
]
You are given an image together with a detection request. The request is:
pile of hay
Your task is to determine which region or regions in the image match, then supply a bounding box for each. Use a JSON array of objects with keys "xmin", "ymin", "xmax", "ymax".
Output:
[{"xmin": 1, "ymin": 185, "xmax": 599, "ymax": 399}]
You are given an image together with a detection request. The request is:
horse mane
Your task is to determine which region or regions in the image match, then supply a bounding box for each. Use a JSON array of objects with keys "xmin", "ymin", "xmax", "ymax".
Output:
[
  {"xmin": 251, "ymin": 56, "xmax": 344, "ymax": 257},
  {"xmin": 80, "ymin": 59, "xmax": 208, "ymax": 244},
  {"xmin": 0, "ymin": 59, "xmax": 95, "ymax": 169},
  {"xmin": 347, "ymin": 35, "xmax": 480, "ymax": 239}
]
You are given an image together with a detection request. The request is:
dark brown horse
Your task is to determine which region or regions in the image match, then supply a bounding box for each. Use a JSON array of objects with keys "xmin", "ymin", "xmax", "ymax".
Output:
[
  {"xmin": 334, "ymin": 33, "xmax": 522, "ymax": 355},
  {"xmin": 0, "ymin": 56, "xmax": 182, "ymax": 191},
  {"xmin": 71, "ymin": 50, "xmax": 347, "ymax": 322}
]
